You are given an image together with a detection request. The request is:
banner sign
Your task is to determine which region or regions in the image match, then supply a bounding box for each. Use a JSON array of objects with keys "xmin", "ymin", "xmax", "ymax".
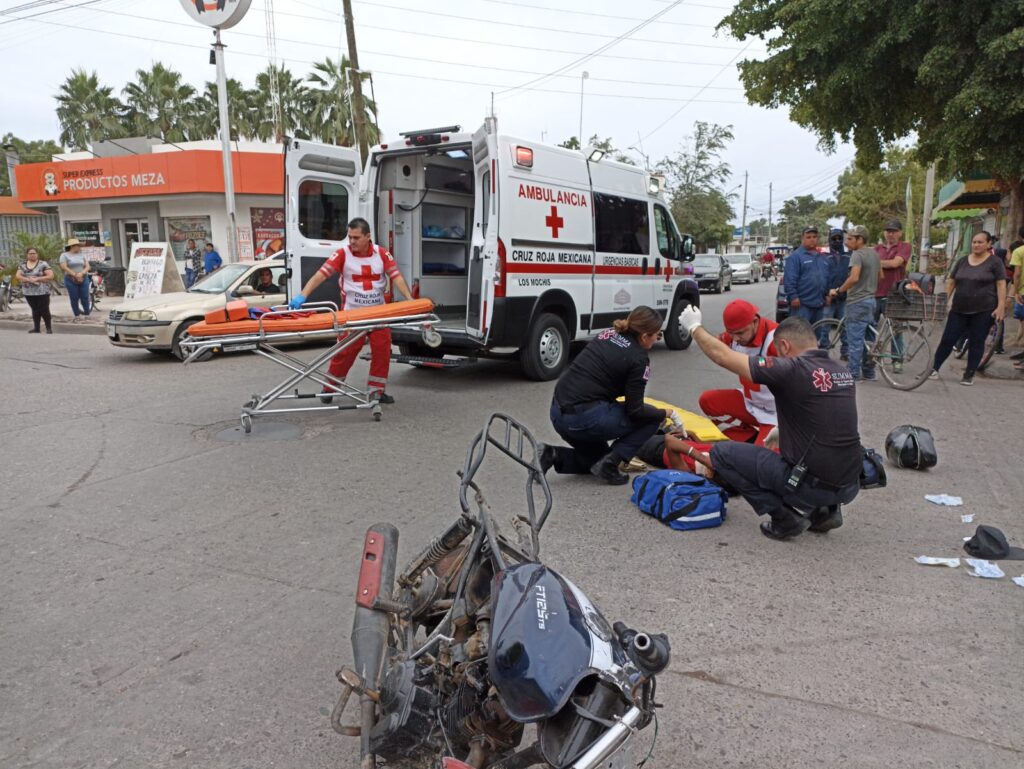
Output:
[
  {"xmin": 251, "ymin": 206, "xmax": 285, "ymax": 258},
  {"xmin": 166, "ymin": 216, "xmax": 212, "ymax": 260},
  {"xmin": 124, "ymin": 242, "xmax": 185, "ymax": 300}
]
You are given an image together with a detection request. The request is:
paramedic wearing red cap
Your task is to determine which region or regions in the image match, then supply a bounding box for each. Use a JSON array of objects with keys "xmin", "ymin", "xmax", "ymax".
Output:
[
  {"xmin": 697, "ymin": 299, "xmax": 779, "ymax": 446},
  {"xmin": 290, "ymin": 217, "xmax": 413, "ymax": 403}
]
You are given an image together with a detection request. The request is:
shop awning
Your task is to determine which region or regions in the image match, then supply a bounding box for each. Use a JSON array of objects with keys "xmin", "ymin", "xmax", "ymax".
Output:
[
  {"xmin": 933, "ymin": 174, "xmax": 1001, "ymax": 214},
  {"xmin": 932, "ymin": 207, "xmax": 988, "ymax": 221}
]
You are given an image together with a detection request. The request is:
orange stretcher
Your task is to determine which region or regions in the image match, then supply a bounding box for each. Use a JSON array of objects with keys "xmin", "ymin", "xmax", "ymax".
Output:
[{"xmin": 178, "ymin": 299, "xmax": 440, "ymax": 432}]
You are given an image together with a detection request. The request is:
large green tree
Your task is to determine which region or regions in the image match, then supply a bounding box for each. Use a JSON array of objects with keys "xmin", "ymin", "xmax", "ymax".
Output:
[
  {"xmin": 251, "ymin": 65, "xmax": 309, "ymax": 143},
  {"xmin": 0, "ymin": 134, "xmax": 63, "ymax": 196},
  {"xmin": 776, "ymin": 194, "xmax": 834, "ymax": 245},
  {"xmin": 193, "ymin": 79, "xmax": 257, "ymax": 142},
  {"xmin": 54, "ymin": 69, "xmax": 124, "ymax": 150},
  {"xmin": 305, "ymin": 57, "xmax": 380, "ymax": 147},
  {"xmin": 122, "ymin": 63, "xmax": 197, "ymax": 142},
  {"xmin": 718, "ymin": 0, "xmax": 1024, "ymax": 231},
  {"xmin": 657, "ymin": 122, "xmax": 736, "ymax": 250}
]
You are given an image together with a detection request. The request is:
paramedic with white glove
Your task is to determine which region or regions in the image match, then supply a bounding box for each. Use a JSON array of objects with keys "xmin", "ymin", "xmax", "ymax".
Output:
[
  {"xmin": 679, "ymin": 307, "xmax": 863, "ymax": 541},
  {"xmin": 289, "ymin": 217, "xmax": 413, "ymax": 404}
]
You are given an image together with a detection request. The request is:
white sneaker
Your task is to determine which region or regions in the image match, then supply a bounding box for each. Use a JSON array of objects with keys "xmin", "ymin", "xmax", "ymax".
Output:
[{"xmin": 928, "ymin": 370, "xmax": 938, "ymax": 379}]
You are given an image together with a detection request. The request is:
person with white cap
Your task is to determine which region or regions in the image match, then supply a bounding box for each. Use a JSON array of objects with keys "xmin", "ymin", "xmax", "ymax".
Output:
[{"xmin": 59, "ymin": 238, "xmax": 92, "ymax": 321}]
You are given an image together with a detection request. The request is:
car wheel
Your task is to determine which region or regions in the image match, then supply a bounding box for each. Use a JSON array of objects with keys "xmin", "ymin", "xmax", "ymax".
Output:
[
  {"xmin": 521, "ymin": 312, "xmax": 569, "ymax": 381},
  {"xmin": 713, "ymin": 279, "xmax": 721, "ymax": 294},
  {"xmin": 725, "ymin": 277, "xmax": 732, "ymax": 292},
  {"xmin": 663, "ymin": 296, "xmax": 694, "ymax": 350},
  {"xmin": 171, "ymin": 318, "xmax": 201, "ymax": 361}
]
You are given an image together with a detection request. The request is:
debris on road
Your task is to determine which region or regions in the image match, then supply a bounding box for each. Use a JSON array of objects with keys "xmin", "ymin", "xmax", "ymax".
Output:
[
  {"xmin": 924, "ymin": 494, "xmax": 963, "ymax": 506},
  {"xmin": 914, "ymin": 556, "xmax": 960, "ymax": 567},
  {"xmin": 964, "ymin": 559, "xmax": 1005, "ymax": 579}
]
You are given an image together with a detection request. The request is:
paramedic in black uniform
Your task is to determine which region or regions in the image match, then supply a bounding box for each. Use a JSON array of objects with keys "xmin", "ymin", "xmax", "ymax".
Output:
[
  {"xmin": 540, "ymin": 306, "xmax": 675, "ymax": 485},
  {"xmin": 678, "ymin": 307, "xmax": 862, "ymax": 540}
]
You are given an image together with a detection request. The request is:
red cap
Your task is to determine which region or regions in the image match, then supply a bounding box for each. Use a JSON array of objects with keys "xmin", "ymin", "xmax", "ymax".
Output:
[{"xmin": 723, "ymin": 299, "xmax": 758, "ymax": 332}]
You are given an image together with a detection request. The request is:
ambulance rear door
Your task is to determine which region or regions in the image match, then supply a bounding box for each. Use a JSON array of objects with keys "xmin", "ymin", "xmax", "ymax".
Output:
[
  {"xmin": 467, "ymin": 120, "xmax": 498, "ymax": 339},
  {"xmin": 284, "ymin": 139, "xmax": 362, "ymax": 306}
]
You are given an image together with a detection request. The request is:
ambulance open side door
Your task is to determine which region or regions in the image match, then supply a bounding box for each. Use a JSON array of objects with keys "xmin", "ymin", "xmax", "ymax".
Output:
[
  {"xmin": 467, "ymin": 120, "xmax": 498, "ymax": 340},
  {"xmin": 284, "ymin": 139, "xmax": 362, "ymax": 307}
]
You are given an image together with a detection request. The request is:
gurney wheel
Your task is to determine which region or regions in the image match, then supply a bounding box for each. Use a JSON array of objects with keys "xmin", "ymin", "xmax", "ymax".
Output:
[
  {"xmin": 241, "ymin": 414, "xmax": 253, "ymax": 434},
  {"xmin": 372, "ymin": 405, "xmax": 382, "ymax": 422}
]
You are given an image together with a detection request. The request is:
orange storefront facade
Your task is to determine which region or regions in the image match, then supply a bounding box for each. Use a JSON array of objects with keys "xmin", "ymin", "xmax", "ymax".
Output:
[{"xmin": 16, "ymin": 143, "xmax": 285, "ymax": 268}]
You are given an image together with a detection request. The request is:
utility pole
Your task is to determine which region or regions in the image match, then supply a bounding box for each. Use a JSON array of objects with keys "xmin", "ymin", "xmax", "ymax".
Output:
[
  {"xmin": 578, "ymin": 71, "xmax": 589, "ymax": 146},
  {"xmin": 342, "ymin": 0, "xmax": 369, "ymax": 167},
  {"xmin": 919, "ymin": 163, "xmax": 936, "ymax": 272},
  {"xmin": 213, "ymin": 30, "xmax": 238, "ymax": 262},
  {"xmin": 740, "ymin": 170, "xmax": 748, "ymax": 251},
  {"xmin": 767, "ymin": 181, "xmax": 773, "ymax": 246}
]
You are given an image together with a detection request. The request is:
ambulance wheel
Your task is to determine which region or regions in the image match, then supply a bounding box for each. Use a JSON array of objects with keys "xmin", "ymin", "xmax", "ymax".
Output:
[
  {"xmin": 664, "ymin": 298, "xmax": 694, "ymax": 350},
  {"xmin": 521, "ymin": 312, "xmax": 569, "ymax": 381}
]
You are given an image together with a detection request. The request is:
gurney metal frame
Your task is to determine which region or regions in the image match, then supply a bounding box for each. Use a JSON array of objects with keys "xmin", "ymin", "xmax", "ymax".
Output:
[{"xmin": 179, "ymin": 303, "xmax": 441, "ymax": 433}]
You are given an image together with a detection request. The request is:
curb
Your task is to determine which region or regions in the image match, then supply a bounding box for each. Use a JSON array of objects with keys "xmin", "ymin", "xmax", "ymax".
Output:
[{"xmin": 0, "ymin": 318, "xmax": 106, "ymax": 336}]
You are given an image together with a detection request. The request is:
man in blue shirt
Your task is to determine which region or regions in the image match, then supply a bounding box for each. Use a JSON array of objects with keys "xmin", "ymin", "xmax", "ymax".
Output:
[
  {"xmin": 823, "ymin": 228, "xmax": 850, "ymax": 355},
  {"xmin": 784, "ymin": 226, "xmax": 830, "ymax": 327},
  {"xmin": 203, "ymin": 242, "xmax": 222, "ymax": 275}
]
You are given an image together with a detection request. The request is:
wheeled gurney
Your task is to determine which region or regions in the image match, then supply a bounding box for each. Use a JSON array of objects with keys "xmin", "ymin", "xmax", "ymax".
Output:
[{"xmin": 179, "ymin": 299, "xmax": 439, "ymax": 432}]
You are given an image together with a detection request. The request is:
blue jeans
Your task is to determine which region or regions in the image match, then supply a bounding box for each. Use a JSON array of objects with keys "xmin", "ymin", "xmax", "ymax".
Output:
[
  {"xmin": 845, "ymin": 298, "xmax": 876, "ymax": 378},
  {"xmin": 185, "ymin": 267, "xmax": 196, "ymax": 288},
  {"xmin": 549, "ymin": 400, "xmax": 660, "ymax": 474},
  {"xmin": 64, "ymin": 275, "xmax": 91, "ymax": 316},
  {"xmin": 790, "ymin": 303, "xmax": 824, "ymax": 326},
  {"xmin": 822, "ymin": 299, "xmax": 847, "ymax": 355}
]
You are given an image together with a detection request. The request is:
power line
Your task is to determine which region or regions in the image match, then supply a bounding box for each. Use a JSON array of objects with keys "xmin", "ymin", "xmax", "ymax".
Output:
[
  {"xmin": 495, "ymin": 0, "xmax": 686, "ymax": 97},
  {"xmin": 0, "ymin": 0, "xmax": 103, "ymax": 25},
  {"xmin": 394, "ymin": 0, "xmax": 719, "ymax": 29}
]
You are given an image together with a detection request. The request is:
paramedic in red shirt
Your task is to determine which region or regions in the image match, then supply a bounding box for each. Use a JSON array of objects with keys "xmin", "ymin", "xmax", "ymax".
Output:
[
  {"xmin": 697, "ymin": 299, "xmax": 779, "ymax": 446},
  {"xmin": 289, "ymin": 218, "xmax": 413, "ymax": 404}
]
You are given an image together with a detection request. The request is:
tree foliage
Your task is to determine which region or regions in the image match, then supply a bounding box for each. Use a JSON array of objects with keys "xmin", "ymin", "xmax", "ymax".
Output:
[
  {"xmin": 833, "ymin": 145, "xmax": 926, "ymax": 240},
  {"xmin": 776, "ymin": 194, "xmax": 834, "ymax": 243},
  {"xmin": 558, "ymin": 135, "xmax": 635, "ymax": 164},
  {"xmin": 0, "ymin": 134, "xmax": 63, "ymax": 196},
  {"xmin": 656, "ymin": 122, "xmax": 736, "ymax": 250},
  {"xmin": 718, "ymin": 0, "xmax": 1024, "ymax": 228},
  {"xmin": 52, "ymin": 60, "xmax": 381, "ymax": 148}
]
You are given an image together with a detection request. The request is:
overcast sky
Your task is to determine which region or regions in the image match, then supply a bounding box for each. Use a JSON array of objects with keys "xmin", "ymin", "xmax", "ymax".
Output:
[{"xmin": 4, "ymin": 0, "xmax": 855, "ymax": 224}]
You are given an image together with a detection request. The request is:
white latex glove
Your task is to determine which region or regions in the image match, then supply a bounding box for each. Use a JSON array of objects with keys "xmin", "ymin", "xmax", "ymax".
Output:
[{"xmin": 679, "ymin": 305, "xmax": 703, "ymax": 334}]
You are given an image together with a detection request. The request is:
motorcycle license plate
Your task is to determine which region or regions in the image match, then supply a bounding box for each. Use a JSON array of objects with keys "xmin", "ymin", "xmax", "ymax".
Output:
[{"xmin": 106, "ymin": 325, "xmax": 117, "ymax": 339}]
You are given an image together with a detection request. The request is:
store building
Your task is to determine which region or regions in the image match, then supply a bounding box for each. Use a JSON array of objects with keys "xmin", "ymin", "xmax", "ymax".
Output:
[{"xmin": 13, "ymin": 138, "xmax": 285, "ymax": 271}]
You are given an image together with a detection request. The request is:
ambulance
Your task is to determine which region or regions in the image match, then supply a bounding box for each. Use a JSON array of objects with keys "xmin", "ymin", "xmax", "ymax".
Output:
[{"xmin": 284, "ymin": 118, "xmax": 698, "ymax": 380}]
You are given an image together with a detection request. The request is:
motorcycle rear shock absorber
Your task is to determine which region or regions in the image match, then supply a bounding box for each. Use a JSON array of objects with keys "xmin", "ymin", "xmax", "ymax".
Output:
[{"xmin": 397, "ymin": 514, "xmax": 474, "ymax": 587}]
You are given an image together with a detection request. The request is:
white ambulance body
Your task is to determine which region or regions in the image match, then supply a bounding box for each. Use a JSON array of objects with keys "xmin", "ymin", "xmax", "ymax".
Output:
[{"xmin": 284, "ymin": 118, "xmax": 698, "ymax": 380}]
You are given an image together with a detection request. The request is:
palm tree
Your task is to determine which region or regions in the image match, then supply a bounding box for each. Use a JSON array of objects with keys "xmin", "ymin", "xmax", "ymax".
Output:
[
  {"xmin": 54, "ymin": 69, "xmax": 124, "ymax": 150},
  {"xmin": 251, "ymin": 65, "xmax": 309, "ymax": 143},
  {"xmin": 122, "ymin": 63, "xmax": 196, "ymax": 142},
  {"xmin": 304, "ymin": 56, "xmax": 380, "ymax": 146},
  {"xmin": 192, "ymin": 79, "xmax": 255, "ymax": 141}
]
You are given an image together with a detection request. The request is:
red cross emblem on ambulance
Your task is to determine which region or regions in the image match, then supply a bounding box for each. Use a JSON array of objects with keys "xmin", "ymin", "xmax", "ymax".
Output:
[{"xmin": 545, "ymin": 206, "xmax": 564, "ymax": 238}]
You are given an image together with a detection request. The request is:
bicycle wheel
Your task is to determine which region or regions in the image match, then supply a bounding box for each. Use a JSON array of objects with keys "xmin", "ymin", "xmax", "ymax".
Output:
[
  {"xmin": 877, "ymin": 321, "xmax": 932, "ymax": 390},
  {"xmin": 810, "ymin": 318, "xmax": 845, "ymax": 362},
  {"xmin": 977, "ymin": 320, "xmax": 1004, "ymax": 371}
]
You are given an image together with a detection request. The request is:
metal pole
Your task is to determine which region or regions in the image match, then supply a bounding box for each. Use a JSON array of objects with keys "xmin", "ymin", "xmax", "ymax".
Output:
[
  {"xmin": 919, "ymin": 163, "xmax": 936, "ymax": 272},
  {"xmin": 740, "ymin": 170, "xmax": 748, "ymax": 251},
  {"xmin": 342, "ymin": 0, "xmax": 369, "ymax": 166},
  {"xmin": 768, "ymin": 181, "xmax": 773, "ymax": 246},
  {"xmin": 578, "ymin": 71, "xmax": 589, "ymax": 146},
  {"xmin": 213, "ymin": 29, "xmax": 239, "ymax": 262}
]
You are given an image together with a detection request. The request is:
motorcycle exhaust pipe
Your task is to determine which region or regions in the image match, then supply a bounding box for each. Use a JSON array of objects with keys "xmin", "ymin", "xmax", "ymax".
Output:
[
  {"xmin": 569, "ymin": 705, "xmax": 642, "ymax": 769},
  {"xmin": 350, "ymin": 523, "xmax": 399, "ymax": 767}
]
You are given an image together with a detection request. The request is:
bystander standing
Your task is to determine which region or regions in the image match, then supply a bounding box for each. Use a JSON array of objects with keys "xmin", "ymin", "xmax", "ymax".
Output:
[
  {"xmin": 784, "ymin": 226, "xmax": 831, "ymax": 327},
  {"xmin": 831, "ymin": 225, "xmax": 880, "ymax": 381}
]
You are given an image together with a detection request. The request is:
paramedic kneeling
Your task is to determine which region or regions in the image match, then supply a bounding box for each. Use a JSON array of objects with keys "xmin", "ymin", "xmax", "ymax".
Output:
[
  {"xmin": 679, "ymin": 308, "xmax": 862, "ymax": 541},
  {"xmin": 541, "ymin": 306, "xmax": 675, "ymax": 486},
  {"xmin": 290, "ymin": 218, "xmax": 413, "ymax": 404}
]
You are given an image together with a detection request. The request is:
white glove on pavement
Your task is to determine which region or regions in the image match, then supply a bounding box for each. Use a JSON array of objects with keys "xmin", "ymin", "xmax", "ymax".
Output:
[{"xmin": 679, "ymin": 305, "xmax": 703, "ymax": 334}]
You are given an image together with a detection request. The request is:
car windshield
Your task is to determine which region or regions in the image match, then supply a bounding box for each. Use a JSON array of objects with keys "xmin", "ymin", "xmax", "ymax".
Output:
[
  {"xmin": 726, "ymin": 255, "xmax": 750, "ymax": 265},
  {"xmin": 694, "ymin": 256, "xmax": 719, "ymax": 267},
  {"xmin": 189, "ymin": 264, "xmax": 251, "ymax": 293}
]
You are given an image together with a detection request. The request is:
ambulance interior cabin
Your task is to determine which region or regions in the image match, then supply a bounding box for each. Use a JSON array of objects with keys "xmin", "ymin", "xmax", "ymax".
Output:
[{"xmin": 374, "ymin": 145, "xmax": 475, "ymax": 316}]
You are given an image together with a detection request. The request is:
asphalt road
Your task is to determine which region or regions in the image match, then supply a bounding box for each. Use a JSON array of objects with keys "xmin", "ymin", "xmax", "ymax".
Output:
[{"xmin": 1, "ymin": 279, "xmax": 1021, "ymax": 769}]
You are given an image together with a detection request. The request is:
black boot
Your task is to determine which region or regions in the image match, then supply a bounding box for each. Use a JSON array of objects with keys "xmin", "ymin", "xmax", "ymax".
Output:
[
  {"xmin": 537, "ymin": 443, "xmax": 557, "ymax": 475},
  {"xmin": 590, "ymin": 453, "xmax": 629, "ymax": 485},
  {"xmin": 808, "ymin": 505, "xmax": 843, "ymax": 533},
  {"xmin": 760, "ymin": 507, "xmax": 811, "ymax": 540}
]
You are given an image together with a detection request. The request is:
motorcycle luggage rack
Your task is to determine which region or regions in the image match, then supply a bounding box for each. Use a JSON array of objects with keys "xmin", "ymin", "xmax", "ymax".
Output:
[{"xmin": 458, "ymin": 413, "xmax": 553, "ymax": 560}]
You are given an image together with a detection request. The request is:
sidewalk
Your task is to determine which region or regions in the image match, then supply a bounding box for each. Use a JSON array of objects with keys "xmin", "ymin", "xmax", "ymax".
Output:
[{"xmin": 0, "ymin": 294, "xmax": 126, "ymax": 335}]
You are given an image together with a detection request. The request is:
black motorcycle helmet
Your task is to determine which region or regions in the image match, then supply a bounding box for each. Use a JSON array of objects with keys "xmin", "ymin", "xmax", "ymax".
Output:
[{"xmin": 885, "ymin": 425, "xmax": 938, "ymax": 470}]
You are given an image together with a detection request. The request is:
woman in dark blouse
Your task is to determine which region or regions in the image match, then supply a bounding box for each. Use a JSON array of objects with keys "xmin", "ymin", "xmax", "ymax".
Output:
[{"xmin": 930, "ymin": 231, "xmax": 1007, "ymax": 385}]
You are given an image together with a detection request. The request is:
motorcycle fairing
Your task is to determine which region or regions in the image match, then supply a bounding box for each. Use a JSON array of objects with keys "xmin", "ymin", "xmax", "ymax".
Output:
[{"xmin": 488, "ymin": 563, "xmax": 625, "ymax": 722}]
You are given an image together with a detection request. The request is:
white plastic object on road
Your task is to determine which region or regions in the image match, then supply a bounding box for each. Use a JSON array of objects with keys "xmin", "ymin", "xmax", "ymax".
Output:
[
  {"xmin": 964, "ymin": 559, "xmax": 1004, "ymax": 579},
  {"xmin": 1012, "ymin": 576, "xmax": 1024, "ymax": 588},
  {"xmin": 914, "ymin": 556, "xmax": 960, "ymax": 567},
  {"xmin": 925, "ymin": 494, "xmax": 963, "ymax": 506},
  {"xmin": 961, "ymin": 513, "xmax": 975, "ymax": 523}
]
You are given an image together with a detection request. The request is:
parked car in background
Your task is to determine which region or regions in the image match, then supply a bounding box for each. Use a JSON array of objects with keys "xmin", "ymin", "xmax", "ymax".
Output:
[
  {"xmin": 693, "ymin": 253, "xmax": 732, "ymax": 293},
  {"xmin": 106, "ymin": 259, "xmax": 287, "ymax": 359},
  {"xmin": 724, "ymin": 252, "xmax": 761, "ymax": 283}
]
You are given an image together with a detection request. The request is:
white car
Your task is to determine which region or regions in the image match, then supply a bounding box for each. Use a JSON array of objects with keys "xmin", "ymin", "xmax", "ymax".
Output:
[
  {"xmin": 105, "ymin": 259, "xmax": 287, "ymax": 359},
  {"xmin": 724, "ymin": 253, "xmax": 761, "ymax": 284}
]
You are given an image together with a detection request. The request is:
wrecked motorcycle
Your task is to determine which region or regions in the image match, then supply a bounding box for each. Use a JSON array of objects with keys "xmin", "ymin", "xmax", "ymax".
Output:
[{"xmin": 331, "ymin": 413, "xmax": 670, "ymax": 769}]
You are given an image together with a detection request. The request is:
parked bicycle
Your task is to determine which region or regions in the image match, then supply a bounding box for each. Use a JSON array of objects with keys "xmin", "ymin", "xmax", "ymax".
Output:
[{"xmin": 812, "ymin": 312, "xmax": 933, "ymax": 390}]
